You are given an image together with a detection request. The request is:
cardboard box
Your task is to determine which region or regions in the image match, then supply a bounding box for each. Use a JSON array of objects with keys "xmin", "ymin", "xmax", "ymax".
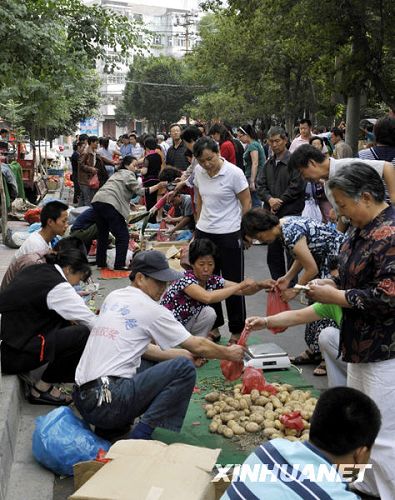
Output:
[{"xmin": 70, "ymin": 440, "xmax": 221, "ymax": 500}]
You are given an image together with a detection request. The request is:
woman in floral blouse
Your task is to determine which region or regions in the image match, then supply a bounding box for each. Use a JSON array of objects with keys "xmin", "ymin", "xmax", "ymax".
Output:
[
  {"xmin": 308, "ymin": 163, "xmax": 395, "ymax": 499},
  {"xmin": 161, "ymin": 239, "xmax": 273, "ymax": 341},
  {"xmin": 242, "ymin": 208, "xmax": 345, "ymax": 375}
]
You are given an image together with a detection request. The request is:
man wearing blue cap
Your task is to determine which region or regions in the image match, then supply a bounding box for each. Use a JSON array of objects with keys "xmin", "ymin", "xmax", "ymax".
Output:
[{"xmin": 73, "ymin": 250, "xmax": 245, "ymax": 441}]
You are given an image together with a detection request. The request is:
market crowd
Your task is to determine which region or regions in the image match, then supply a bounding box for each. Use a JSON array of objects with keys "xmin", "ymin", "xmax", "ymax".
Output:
[{"xmin": 0, "ymin": 115, "xmax": 394, "ymax": 499}]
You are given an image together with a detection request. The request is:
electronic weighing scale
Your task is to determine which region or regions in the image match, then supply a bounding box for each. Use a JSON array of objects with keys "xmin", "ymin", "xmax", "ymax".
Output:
[{"xmin": 244, "ymin": 343, "xmax": 291, "ymax": 370}]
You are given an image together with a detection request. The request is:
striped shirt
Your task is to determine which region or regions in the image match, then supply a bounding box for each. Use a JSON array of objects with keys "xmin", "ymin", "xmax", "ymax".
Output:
[{"xmin": 221, "ymin": 439, "xmax": 359, "ymax": 499}]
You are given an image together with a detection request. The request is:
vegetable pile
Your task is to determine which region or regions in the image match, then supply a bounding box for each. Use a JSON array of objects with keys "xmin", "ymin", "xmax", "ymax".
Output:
[{"xmin": 204, "ymin": 383, "xmax": 317, "ymax": 442}]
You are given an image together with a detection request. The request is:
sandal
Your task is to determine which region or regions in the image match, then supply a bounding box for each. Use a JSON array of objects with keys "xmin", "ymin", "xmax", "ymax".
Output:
[
  {"xmin": 313, "ymin": 361, "xmax": 327, "ymax": 376},
  {"xmin": 27, "ymin": 385, "xmax": 72, "ymax": 406},
  {"xmin": 290, "ymin": 349, "xmax": 322, "ymax": 365}
]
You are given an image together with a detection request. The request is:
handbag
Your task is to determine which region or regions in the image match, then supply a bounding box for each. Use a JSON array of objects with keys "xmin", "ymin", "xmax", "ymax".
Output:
[{"xmin": 88, "ymin": 172, "xmax": 99, "ymax": 190}]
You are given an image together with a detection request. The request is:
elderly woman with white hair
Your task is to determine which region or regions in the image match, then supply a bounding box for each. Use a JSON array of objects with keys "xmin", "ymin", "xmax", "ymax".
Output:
[{"xmin": 307, "ymin": 162, "xmax": 395, "ymax": 500}]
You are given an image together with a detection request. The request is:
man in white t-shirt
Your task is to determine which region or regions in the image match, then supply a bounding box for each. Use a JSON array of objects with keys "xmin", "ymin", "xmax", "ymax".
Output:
[
  {"xmin": 73, "ymin": 250, "xmax": 244, "ymax": 441},
  {"xmin": 288, "ymin": 144, "xmax": 395, "ymax": 209},
  {"xmin": 1, "ymin": 201, "xmax": 69, "ymax": 290},
  {"xmin": 13, "ymin": 201, "xmax": 69, "ymax": 261}
]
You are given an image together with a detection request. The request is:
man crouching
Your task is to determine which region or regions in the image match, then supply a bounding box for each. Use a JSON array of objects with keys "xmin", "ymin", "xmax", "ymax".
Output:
[{"xmin": 73, "ymin": 250, "xmax": 244, "ymax": 440}]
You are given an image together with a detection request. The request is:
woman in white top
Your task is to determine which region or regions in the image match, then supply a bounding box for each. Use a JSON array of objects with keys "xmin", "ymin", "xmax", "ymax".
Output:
[
  {"xmin": 193, "ymin": 137, "xmax": 252, "ymax": 343},
  {"xmin": 0, "ymin": 249, "xmax": 96, "ymax": 406}
]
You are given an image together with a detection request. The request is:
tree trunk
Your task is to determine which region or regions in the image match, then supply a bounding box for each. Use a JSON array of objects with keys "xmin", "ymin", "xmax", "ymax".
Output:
[{"xmin": 345, "ymin": 94, "xmax": 361, "ymax": 156}]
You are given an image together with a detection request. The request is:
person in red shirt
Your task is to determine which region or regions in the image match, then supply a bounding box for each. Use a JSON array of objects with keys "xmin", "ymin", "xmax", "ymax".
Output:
[{"xmin": 208, "ymin": 123, "xmax": 236, "ymax": 164}]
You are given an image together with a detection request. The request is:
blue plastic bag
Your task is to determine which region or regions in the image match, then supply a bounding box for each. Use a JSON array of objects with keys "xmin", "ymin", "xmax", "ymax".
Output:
[{"xmin": 32, "ymin": 406, "xmax": 110, "ymax": 476}]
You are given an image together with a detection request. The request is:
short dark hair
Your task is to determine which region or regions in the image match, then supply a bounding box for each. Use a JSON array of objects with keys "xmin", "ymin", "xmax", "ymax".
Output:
[
  {"xmin": 122, "ymin": 133, "xmax": 129, "ymax": 140},
  {"xmin": 208, "ymin": 123, "xmax": 232, "ymax": 144},
  {"xmin": 193, "ymin": 137, "xmax": 219, "ymax": 158},
  {"xmin": 327, "ymin": 162, "xmax": 385, "ymax": 202},
  {"xmin": 299, "ymin": 118, "xmax": 312, "ymax": 127},
  {"xmin": 331, "ymin": 127, "xmax": 344, "ymax": 139},
  {"xmin": 288, "ymin": 144, "xmax": 326, "ymax": 171},
  {"xmin": 241, "ymin": 208, "xmax": 279, "ymax": 237},
  {"xmin": 79, "ymin": 134, "xmax": 89, "ymax": 142},
  {"xmin": 119, "ymin": 155, "xmax": 137, "ymax": 170},
  {"xmin": 40, "ymin": 201, "xmax": 68, "ymax": 227},
  {"xmin": 45, "ymin": 248, "xmax": 91, "ymax": 281},
  {"xmin": 238, "ymin": 123, "xmax": 257, "ymax": 140},
  {"xmin": 169, "ymin": 123, "xmax": 182, "ymax": 132},
  {"xmin": 189, "ymin": 238, "xmax": 218, "ymax": 265},
  {"xmin": 53, "ymin": 236, "xmax": 86, "ymax": 255},
  {"xmin": 181, "ymin": 126, "xmax": 202, "ymax": 144},
  {"xmin": 144, "ymin": 136, "xmax": 158, "ymax": 150},
  {"xmin": 310, "ymin": 387, "xmax": 381, "ymax": 456},
  {"xmin": 99, "ymin": 137, "xmax": 109, "ymax": 148},
  {"xmin": 0, "ymin": 128, "xmax": 8, "ymax": 134},
  {"xmin": 309, "ymin": 136, "xmax": 324, "ymax": 147},
  {"xmin": 88, "ymin": 135, "xmax": 98, "ymax": 144},
  {"xmin": 158, "ymin": 167, "xmax": 182, "ymax": 182},
  {"xmin": 268, "ymin": 126, "xmax": 287, "ymax": 139},
  {"xmin": 373, "ymin": 117, "xmax": 395, "ymax": 146}
]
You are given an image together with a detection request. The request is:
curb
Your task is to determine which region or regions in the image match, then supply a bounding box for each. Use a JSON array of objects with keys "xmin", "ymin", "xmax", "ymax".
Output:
[{"xmin": 0, "ymin": 375, "xmax": 22, "ymax": 500}]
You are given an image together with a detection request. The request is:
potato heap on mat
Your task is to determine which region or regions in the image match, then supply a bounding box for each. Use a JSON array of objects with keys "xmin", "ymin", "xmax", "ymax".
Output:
[{"xmin": 204, "ymin": 383, "xmax": 317, "ymax": 441}]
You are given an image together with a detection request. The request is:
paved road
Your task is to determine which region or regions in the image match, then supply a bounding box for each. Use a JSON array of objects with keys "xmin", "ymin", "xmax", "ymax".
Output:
[
  {"xmin": 52, "ymin": 244, "xmax": 328, "ymax": 499},
  {"xmin": 1, "ymin": 237, "xmax": 328, "ymax": 499}
]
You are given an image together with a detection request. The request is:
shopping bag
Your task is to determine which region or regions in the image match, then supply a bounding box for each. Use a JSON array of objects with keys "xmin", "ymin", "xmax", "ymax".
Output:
[
  {"xmin": 302, "ymin": 198, "xmax": 322, "ymax": 222},
  {"xmin": 280, "ymin": 411, "xmax": 304, "ymax": 432},
  {"xmin": 32, "ymin": 406, "xmax": 110, "ymax": 476},
  {"xmin": 241, "ymin": 367, "xmax": 266, "ymax": 393},
  {"xmin": 220, "ymin": 327, "xmax": 250, "ymax": 381},
  {"xmin": 266, "ymin": 288, "xmax": 291, "ymax": 333},
  {"xmin": 88, "ymin": 172, "xmax": 99, "ymax": 190}
]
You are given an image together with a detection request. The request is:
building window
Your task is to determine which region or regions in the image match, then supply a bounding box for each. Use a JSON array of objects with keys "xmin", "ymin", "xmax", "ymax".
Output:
[
  {"xmin": 133, "ymin": 13, "xmax": 143, "ymax": 22},
  {"xmin": 153, "ymin": 34, "xmax": 162, "ymax": 45},
  {"xmin": 176, "ymin": 37, "xmax": 186, "ymax": 48},
  {"xmin": 105, "ymin": 73, "xmax": 126, "ymax": 85},
  {"xmin": 167, "ymin": 36, "xmax": 173, "ymax": 47}
]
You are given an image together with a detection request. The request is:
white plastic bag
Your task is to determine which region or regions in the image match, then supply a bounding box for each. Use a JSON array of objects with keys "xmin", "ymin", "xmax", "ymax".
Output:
[
  {"xmin": 106, "ymin": 248, "xmax": 133, "ymax": 270},
  {"xmin": 302, "ymin": 199, "xmax": 322, "ymax": 222}
]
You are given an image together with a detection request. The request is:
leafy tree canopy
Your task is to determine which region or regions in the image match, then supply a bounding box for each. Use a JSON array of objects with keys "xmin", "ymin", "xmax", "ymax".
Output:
[
  {"xmin": 117, "ymin": 56, "xmax": 199, "ymax": 132},
  {"xmin": 0, "ymin": 0, "xmax": 146, "ymax": 139}
]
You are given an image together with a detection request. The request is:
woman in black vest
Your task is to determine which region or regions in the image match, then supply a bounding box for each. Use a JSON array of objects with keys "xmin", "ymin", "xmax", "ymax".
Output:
[{"xmin": 0, "ymin": 249, "xmax": 96, "ymax": 405}]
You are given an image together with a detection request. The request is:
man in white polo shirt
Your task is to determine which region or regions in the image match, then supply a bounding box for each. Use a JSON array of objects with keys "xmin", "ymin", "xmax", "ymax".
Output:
[
  {"xmin": 73, "ymin": 250, "xmax": 244, "ymax": 440},
  {"xmin": 193, "ymin": 137, "xmax": 251, "ymax": 344},
  {"xmin": 288, "ymin": 144, "xmax": 395, "ymax": 209}
]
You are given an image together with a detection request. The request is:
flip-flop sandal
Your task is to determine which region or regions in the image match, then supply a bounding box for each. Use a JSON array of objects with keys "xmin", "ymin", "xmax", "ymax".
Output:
[
  {"xmin": 27, "ymin": 385, "xmax": 72, "ymax": 406},
  {"xmin": 290, "ymin": 350, "xmax": 322, "ymax": 365},
  {"xmin": 313, "ymin": 361, "xmax": 327, "ymax": 376}
]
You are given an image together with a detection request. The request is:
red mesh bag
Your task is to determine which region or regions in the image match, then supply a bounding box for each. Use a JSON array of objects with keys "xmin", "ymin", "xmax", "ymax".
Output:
[
  {"xmin": 241, "ymin": 367, "xmax": 266, "ymax": 393},
  {"xmin": 220, "ymin": 328, "xmax": 250, "ymax": 381},
  {"xmin": 280, "ymin": 411, "xmax": 304, "ymax": 431},
  {"xmin": 153, "ymin": 193, "xmax": 169, "ymax": 212},
  {"xmin": 156, "ymin": 219, "xmax": 168, "ymax": 242},
  {"xmin": 266, "ymin": 289, "xmax": 291, "ymax": 333},
  {"xmin": 24, "ymin": 208, "xmax": 42, "ymax": 224}
]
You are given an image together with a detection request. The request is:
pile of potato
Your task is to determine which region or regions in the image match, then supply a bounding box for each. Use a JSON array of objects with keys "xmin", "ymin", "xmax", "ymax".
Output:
[{"xmin": 204, "ymin": 383, "xmax": 317, "ymax": 441}]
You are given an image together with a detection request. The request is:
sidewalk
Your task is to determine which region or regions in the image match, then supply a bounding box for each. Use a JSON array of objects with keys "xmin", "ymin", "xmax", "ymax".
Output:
[{"xmin": 0, "ymin": 224, "xmax": 55, "ymax": 500}]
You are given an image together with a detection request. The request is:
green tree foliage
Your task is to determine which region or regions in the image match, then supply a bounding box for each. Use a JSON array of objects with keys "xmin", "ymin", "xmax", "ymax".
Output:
[
  {"xmin": 0, "ymin": 0, "xmax": 145, "ymax": 139},
  {"xmin": 195, "ymin": 0, "xmax": 395, "ymax": 129},
  {"xmin": 117, "ymin": 56, "xmax": 197, "ymax": 132}
]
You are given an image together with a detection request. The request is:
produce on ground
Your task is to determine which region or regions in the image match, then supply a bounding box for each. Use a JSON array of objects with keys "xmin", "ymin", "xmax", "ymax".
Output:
[{"xmin": 204, "ymin": 383, "xmax": 316, "ymax": 443}]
